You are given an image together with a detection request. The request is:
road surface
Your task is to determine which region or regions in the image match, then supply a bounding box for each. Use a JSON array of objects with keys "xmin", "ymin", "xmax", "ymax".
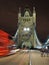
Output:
[{"xmin": 0, "ymin": 50, "xmax": 49, "ymax": 65}]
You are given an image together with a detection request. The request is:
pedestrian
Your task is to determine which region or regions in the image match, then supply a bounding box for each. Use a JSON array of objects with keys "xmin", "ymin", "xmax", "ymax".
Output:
[{"xmin": 41, "ymin": 48, "xmax": 45, "ymax": 57}]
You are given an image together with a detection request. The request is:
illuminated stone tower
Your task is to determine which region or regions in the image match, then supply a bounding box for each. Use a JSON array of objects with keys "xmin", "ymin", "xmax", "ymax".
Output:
[{"xmin": 18, "ymin": 7, "xmax": 36, "ymax": 48}]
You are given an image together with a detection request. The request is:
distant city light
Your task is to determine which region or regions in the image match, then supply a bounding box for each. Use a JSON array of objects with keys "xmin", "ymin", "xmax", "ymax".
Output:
[{"xmin": 46, "ymin": 46, "xmax": 48, "ymax": 49}]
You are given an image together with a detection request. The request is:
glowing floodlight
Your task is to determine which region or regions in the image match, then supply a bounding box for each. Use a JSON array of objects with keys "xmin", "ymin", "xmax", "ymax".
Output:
[
  {"xmin": 23, "ymin": 27, "xmax": 30, "ymax": 32},
  {"xmin": 23, "ymin": 28, "xmax": 27, "ymax": 31},
  {"xmin": 27, "ymin": 28, "xmax": 30, "ymax": 31}
]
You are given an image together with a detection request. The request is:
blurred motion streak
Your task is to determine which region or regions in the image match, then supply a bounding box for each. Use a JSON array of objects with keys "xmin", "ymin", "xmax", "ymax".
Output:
[{"xmin": 0, "ymin": 29, "xmax": 15, "ymax": 56}]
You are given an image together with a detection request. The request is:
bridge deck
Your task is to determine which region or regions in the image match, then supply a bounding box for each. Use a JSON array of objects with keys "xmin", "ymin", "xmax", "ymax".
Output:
[{"xmin": 0, "ymin": 50, "xmax": 49, "ymax": 65}]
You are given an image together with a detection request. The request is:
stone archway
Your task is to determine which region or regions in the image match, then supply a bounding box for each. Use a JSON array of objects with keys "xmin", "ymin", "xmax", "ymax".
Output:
[{"xmin": 22, "ymin": 41, "xmax": 32, "ymax": 49}]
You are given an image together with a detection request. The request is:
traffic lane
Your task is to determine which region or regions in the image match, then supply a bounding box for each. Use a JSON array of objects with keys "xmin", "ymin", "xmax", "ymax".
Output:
[
  {"xmin": 6, "ymin": 52, "xmax": 26, "ymax": 65},
  {"xmin": 31, "ymin": 51, "xmax": 49, "ymax": 65},
  {"xmin": 0, "ymin": 51, "xmax": 29, "ymax": 65},
  {"xmin": 0, "ymin": 51, "xmax": 24, "ymax": 65},
  {"xmin": 18, "ymin": 52, "xmax": 29, "ymax": 65}
]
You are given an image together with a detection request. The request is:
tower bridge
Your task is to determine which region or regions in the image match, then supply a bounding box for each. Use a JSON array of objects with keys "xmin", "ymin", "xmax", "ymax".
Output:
[{"xmin": 13, "ymin": 7, "xmax": 42, "ymax": 48}]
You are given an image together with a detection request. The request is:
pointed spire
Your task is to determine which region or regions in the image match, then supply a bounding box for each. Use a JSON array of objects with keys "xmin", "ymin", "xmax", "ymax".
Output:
[
  {"xmin": 33, "ymin": 6, "xmax": 36, "ymax": 14},
  {"xmin": 19, "ymin": 7, "xmax": 21, "ymax": 13},
  {"xmin": 33, "ymin": 6, "xmax": 36, "ymax": 17},
  {"xmin": 18, "ymin": 7, "xmax": 21, "ymax": 17},
  {"xmin": 33, "ymin": 6, "xmax": 36, "ymax": 26}
]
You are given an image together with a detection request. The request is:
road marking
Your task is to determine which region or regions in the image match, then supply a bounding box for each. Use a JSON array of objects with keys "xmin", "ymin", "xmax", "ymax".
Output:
[{"xmin": 29, "ymin": 50, "xmax": 32, "ymax": 65}]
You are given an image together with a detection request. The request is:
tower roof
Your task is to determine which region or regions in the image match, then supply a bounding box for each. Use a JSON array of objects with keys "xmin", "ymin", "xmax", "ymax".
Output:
[
  {"xmin": 21, "ymin": 8, "xmax": 32, "ymax": 16},
  {"xmin": 24, "ymin": 10, "xmax": 30, "ymax": 17}
]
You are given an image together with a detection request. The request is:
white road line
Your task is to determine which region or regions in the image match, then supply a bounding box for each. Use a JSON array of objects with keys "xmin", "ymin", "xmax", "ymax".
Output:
[{"xmin": 29, "ymin": 50, "xmax": 32, "ymax": 65}]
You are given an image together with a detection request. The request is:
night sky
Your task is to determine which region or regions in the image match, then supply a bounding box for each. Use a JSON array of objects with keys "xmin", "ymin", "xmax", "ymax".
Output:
[{"xmin": 0, "ymin": 0, "xmax": 49, "ymax": 42}]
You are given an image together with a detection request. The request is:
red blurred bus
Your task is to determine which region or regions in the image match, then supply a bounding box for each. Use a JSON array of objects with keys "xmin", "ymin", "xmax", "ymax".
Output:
[{"xmin": 0, "ymin": 30, "xmax": 15, "ymax": 56}]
